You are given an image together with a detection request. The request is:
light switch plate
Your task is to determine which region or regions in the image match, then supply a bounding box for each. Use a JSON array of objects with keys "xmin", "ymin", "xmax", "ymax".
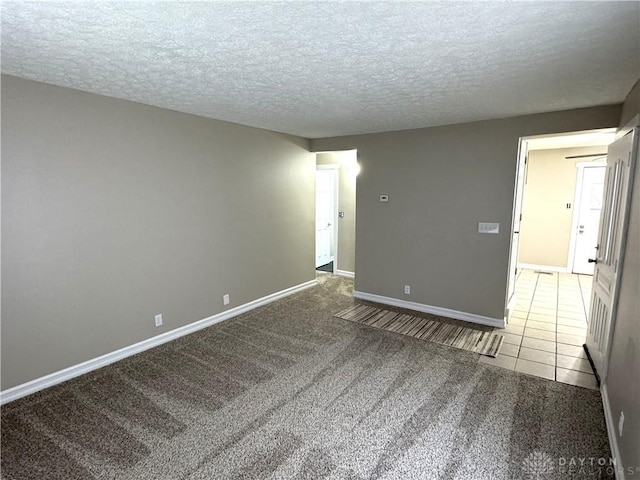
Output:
[{"xmin": 478, "ymin": 222, "xmax": 500, "ymax": 234}]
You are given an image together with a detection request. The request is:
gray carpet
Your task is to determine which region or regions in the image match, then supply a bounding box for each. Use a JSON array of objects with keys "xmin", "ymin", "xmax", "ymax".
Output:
[
  {"xmin": 1, "ymin": 274, "xmax": 614, "ymax": 479},
  {"xmin": 335, "ymin": 304, "xmax": 504, "ymax": 357}
]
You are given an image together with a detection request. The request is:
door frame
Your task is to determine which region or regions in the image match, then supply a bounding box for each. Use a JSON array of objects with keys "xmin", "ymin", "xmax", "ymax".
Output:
[
  {"xmin": 316, "ymin": 165, "xmax": 340, "ymax": 273},
  {"xmin": 567, "ymin": 160, "xmax": 607, "ymax": 273},
  {"xmin": 504, "ymin": 138, "xmax": 528, "ymax": 319},
  {"xmin": 504, "ymin": 128, "xmax": 617, "ymax": 320}
]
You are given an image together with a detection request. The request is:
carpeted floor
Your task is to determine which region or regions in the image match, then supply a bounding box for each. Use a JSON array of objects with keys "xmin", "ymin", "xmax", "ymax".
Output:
[{"xmin": 1, "ymin": 274, "xmax": 614, "ymax": 479}]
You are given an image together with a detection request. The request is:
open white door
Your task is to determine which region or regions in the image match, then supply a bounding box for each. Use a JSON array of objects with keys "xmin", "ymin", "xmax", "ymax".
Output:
[
  {"xmin": 585, "ymin": 126, "xmax": 638, "ymax": 380},
  {"xmin": 572, "ymin": 164, "xmax": 606, "ymax": 275},
  {"xmin": 315, "ymin": 168, "xmax": 337, "ymax": 269}
]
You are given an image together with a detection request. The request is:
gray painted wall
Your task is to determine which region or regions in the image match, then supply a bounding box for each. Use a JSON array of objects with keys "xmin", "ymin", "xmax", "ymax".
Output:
[
  {"xmin": 606, "ymin": 78, "xmax": 639, "ymax": 475},
  {"xmin": 316, "ymin": 151, "xmax": 357, "ymax": 273},
  {"xmin": 1, "ymin": 75, "xmax": 315, "ymax": 390},
  {"xmin": 311, "ymin": 105, "xmax": 621, "ymax": 320},
  {"xmin": 620, "ymin": 79, "xmax": 640, "ymax": 128}
]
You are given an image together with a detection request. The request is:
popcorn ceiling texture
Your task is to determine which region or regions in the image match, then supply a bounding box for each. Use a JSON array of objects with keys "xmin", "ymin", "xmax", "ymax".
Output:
[{"xmin": 1, "ymin": 1, "xmax": 639, "ymax": 138}]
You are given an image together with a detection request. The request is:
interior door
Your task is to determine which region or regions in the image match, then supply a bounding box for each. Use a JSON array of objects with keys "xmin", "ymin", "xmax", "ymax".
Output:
[
  {"xmin": 315, "ymin": 169, "xmax": 335, "ymax": 268},
  {"xmin": 572, "ymin": 165, "xmax": 606, "ymax": 275},
  {"xmin": 586, "ymin": 127, "xmax": 638, "ymax": 379}
]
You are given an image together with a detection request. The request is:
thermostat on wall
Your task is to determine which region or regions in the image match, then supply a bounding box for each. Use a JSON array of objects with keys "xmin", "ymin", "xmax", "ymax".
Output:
[{"xmin": 379, "ymin": 194, "xmax": 389, "ymax": 202}]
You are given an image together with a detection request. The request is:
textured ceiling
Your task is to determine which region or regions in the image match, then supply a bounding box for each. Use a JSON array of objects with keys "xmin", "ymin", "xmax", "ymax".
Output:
[{"xmin": 2, "ymin": 1, "xmax": 639, "ymax": 138}]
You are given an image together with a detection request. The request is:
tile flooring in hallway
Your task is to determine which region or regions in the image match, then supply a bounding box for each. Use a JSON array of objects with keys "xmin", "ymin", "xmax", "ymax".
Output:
[{"xmin": 480, "ymin": 269, "xmax": 598, "ymax": 390}]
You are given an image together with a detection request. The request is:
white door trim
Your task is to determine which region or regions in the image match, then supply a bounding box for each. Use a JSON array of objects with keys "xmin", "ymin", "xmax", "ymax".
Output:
[
  {"xmin": 504, "ymin": 138, "xmax": 528, "ymax": 317},
  {"xmin": 601, "ymin": 384, "xmax": 626, "ymax": 480},
  {"xmin": 567, "ymin": 161, "xmax": 607, "ymax": 273},
  {"xmin": 506, "ymin": 128, "xmax": 617, "ymax": 318},
  {"xmin": 316, "ymin": 164, "xmax": 340, "ymax": 273}
]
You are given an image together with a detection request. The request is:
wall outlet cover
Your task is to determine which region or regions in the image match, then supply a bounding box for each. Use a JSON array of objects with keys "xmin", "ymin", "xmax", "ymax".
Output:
[
  {"xmin": 379, "ymin": 194, "xmax": 389, "ymax": 202},
  {"xmin": 478, "ymin": 222, "xmax": 500, "ymax": 234},
  {"xmin": 154, "ymin": 314, "xmax": 163, "ymax": 327},
  {"xmin": 223, "ymin": 294, "xmax": 230, "ymax": 306}
]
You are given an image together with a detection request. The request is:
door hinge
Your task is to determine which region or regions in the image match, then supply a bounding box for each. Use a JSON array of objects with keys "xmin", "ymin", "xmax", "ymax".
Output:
[{"xmin": 519, "ymin": 213, "xmax": 522, "ymax": 221}]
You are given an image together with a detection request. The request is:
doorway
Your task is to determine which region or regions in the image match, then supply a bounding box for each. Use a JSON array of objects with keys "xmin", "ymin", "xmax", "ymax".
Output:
[
  {"xmin": 571, "ymin": 162, "xmax": 606, "ymax": 275},
  {"xmin": 503, "ymin": 125, "xmax": 638, "ymax": 385},
  {"xmin": 510, "ymin": 131, "xmax": 615, "ymax": 272},
  {"xmin": 505, "ymin": 128, "xmax": 616, "ymax": 317},
  {"xmin": 315, "ymin": 166, "xmax": 338, "ymax": 272},
  {"xmin": 315, "ymin": 150, "xmax": 358, "ymax": 278},
  {"xmin": 506, "ymin": 129, "xmax": 615, "ymax": 315}
]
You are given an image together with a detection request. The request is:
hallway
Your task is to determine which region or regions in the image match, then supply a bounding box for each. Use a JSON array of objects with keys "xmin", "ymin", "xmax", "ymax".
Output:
[{"xmin": 480, "ymin": 269, "xmax": 598, "ymax": 390}]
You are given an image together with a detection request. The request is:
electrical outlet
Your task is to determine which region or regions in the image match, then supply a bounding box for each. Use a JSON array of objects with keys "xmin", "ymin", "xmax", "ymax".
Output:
[
  {"xmin": 404, "ymin": 285, "xmax": 411, "ymax": 295},
  {"xmin": 618, "ymin": 411, "xmax": 624, "ymax": 436},
  {"xmin": 154, "ymin": 314, "xmax": 163, "ymax": 327},
  {"xmin": 223, "ymin": 294, "xmax": 230, "ymax": 306}
]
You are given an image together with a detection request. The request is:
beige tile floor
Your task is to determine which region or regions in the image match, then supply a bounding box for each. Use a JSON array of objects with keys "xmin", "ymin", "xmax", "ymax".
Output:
[{"xmin": 479, "ymin": 269, "xmax": 598, "ymax": 390}]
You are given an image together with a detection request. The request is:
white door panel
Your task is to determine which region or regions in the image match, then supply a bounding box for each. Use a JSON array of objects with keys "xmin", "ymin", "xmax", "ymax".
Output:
[
  {"xmin": 586, "ymin": 127, "xmax": 638, "ymax": 379},
  {"xmin": 316, "ymin": 169, "xmax": 336, "ymax": 268},
  {"xmin": 572, "ymin": 165, "xmax": 606, "ymax": 275}
]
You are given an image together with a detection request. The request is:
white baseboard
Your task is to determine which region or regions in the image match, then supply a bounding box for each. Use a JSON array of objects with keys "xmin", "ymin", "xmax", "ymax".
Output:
[
  {"xmin": 518, "ymin": 263, "xmax": 569, "ymax": 273},
  {"xmin": 335, "ymin": 269, "xmax": 355, "ymax": 278},
  {"xmin": 0, "ymin": 279, "xmax": 317, "ymax": 405},
  {"xmin": 601, "ymin": 382, "xmax": 625, "ymax": 480},
  {"xmin": 352, "ymin": 291, "xmax": 505, "ymax": 329}
]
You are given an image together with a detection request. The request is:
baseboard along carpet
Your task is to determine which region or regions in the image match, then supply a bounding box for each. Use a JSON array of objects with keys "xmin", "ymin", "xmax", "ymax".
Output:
[
  {"xmin": 1, "ymin": 274, "xmax": 613, "ymax": 479},
  {"xmin": 335, "ymin": 304, "xmax": 504, "ymax": 357}
]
